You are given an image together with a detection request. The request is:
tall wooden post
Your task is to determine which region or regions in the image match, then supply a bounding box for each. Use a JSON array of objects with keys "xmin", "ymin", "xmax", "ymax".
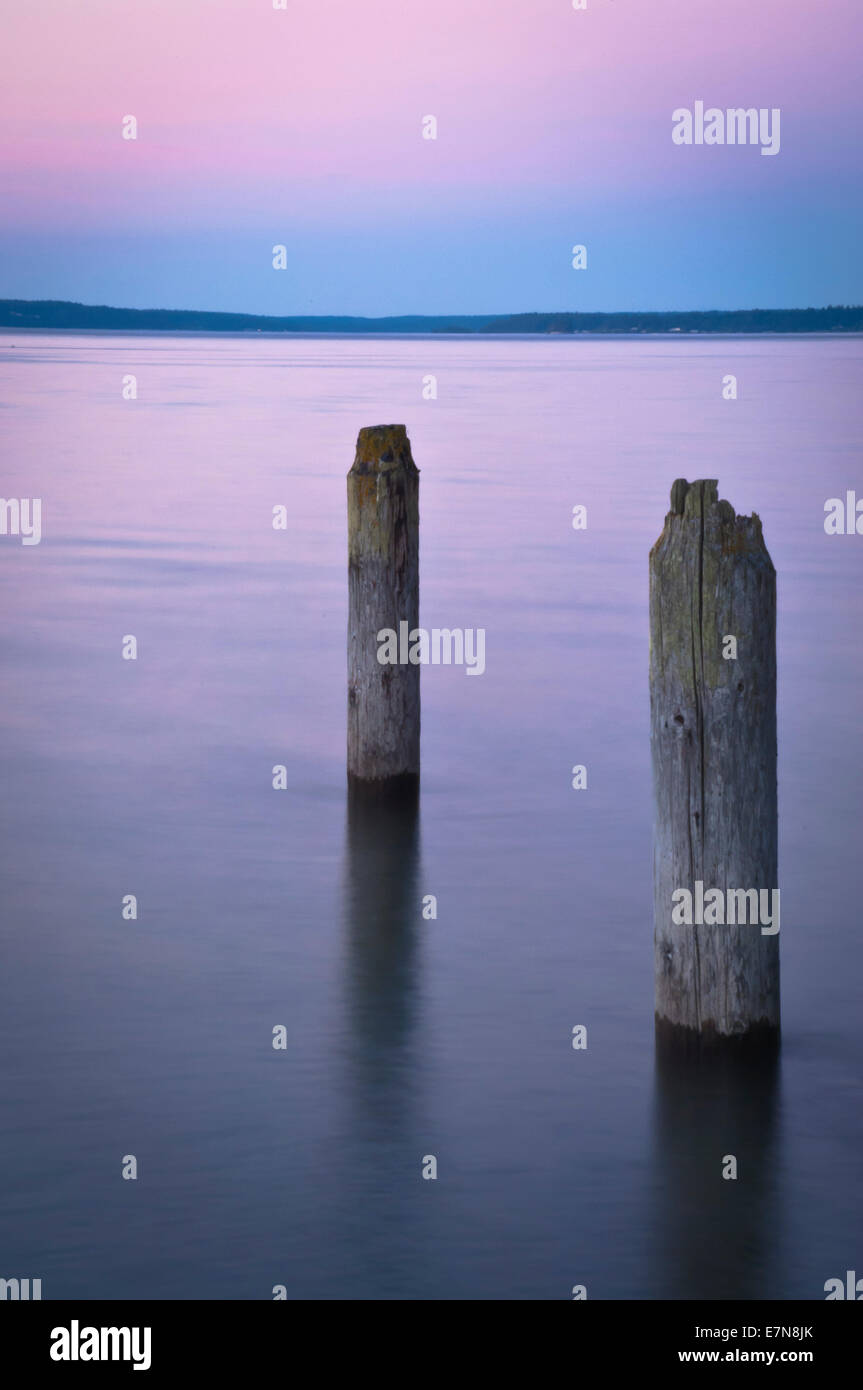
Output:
[
  {"xmin": 347, "ymin": 424, "xmax": 420, "ymax": 787},
  {"xmin": 650, "ymin": 479, "xmax": 779, "ymax": 1044}
]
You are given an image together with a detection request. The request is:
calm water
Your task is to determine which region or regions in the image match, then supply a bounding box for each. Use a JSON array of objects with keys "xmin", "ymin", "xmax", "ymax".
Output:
[{"xmin": 0, "ymin": 333, "xmax": 861, "ymax": 1300}]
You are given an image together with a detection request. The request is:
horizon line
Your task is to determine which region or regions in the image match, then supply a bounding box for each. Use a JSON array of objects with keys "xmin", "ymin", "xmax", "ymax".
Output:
[
  {"xmin": 3, "ymin": 296, "xmax": 863, "ymax": 317},
  {"xmin": 1, "ymin": 298, "xmax": 862, "ymax": 336}
]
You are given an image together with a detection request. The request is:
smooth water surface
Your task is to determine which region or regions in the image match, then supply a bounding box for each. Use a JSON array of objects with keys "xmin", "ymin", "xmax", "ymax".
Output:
[{"xmin": 0, "ymin": 333, "xmax": 861, "ymax": 1299}]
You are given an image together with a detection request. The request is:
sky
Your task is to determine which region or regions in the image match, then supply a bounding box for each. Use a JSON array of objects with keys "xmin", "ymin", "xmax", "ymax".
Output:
[{"xmin": 1, "ymin": 0, "xmax": 861, "ymax": 315}]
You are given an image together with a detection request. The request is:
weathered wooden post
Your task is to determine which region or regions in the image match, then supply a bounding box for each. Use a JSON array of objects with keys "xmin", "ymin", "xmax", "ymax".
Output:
[
  {"xmin": 347, "ymin": 424, "xmax": 420, "ymax": 788},
  {"xmin": 650, "ymin": 479, "xmax": 779, "ymax": 1045}
]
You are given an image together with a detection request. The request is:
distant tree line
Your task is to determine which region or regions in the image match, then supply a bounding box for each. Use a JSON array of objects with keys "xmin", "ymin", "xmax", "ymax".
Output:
[{"xmin": 1, "ymin": 299, "xmax": 861, "ymax": 334}]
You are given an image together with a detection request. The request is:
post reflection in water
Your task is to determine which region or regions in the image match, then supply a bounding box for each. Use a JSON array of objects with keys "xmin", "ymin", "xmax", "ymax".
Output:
[
  {"xmin": 650, "ymin": 1037, "xmax": 783, "ymax": 1299},
  {"xmin": 340, "ymin": 780, "xmax": 423, "ymax": 1130}
]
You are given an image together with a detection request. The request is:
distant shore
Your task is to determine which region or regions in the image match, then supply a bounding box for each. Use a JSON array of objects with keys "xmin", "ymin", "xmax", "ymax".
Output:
[{"xmin": 2, "ymin": 299, "xmax": 862, "ymax": 336}]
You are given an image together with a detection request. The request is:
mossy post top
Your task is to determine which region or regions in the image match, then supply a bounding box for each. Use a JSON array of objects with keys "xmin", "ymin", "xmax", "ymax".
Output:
[{"xmin": 350, "ymin": 424, "xmax": 418, "ymax": 476}]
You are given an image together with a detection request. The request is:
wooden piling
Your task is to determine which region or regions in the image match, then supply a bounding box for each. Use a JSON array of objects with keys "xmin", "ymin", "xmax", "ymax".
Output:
[
  {"xmin": 650, "ymin": 479, "xmax": 779, "ymax": 1044},
  {"xmin": 347, "ymin": 424, "xmax": 420, "ymax": 786}
]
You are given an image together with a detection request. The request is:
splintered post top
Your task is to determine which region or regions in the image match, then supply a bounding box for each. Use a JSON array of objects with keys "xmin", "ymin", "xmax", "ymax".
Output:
[{"xmin": 656, "ymin": 477, "xmax": 771, "ymax": 562}]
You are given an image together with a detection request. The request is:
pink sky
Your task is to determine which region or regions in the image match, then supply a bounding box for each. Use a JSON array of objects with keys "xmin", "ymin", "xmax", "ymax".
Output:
[
  {"xmin": 1, "ymin": 0, "xmax": 861, "ymax": 312},
  {"xmin": 3, "ymin": 0, "xmax": 860, "ymax": 217}
]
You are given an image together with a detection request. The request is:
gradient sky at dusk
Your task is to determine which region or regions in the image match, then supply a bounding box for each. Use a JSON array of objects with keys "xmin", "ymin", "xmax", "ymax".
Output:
[{"xmin": 2, "ymin": 0, "xmax": 861, "ymax": 315}]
